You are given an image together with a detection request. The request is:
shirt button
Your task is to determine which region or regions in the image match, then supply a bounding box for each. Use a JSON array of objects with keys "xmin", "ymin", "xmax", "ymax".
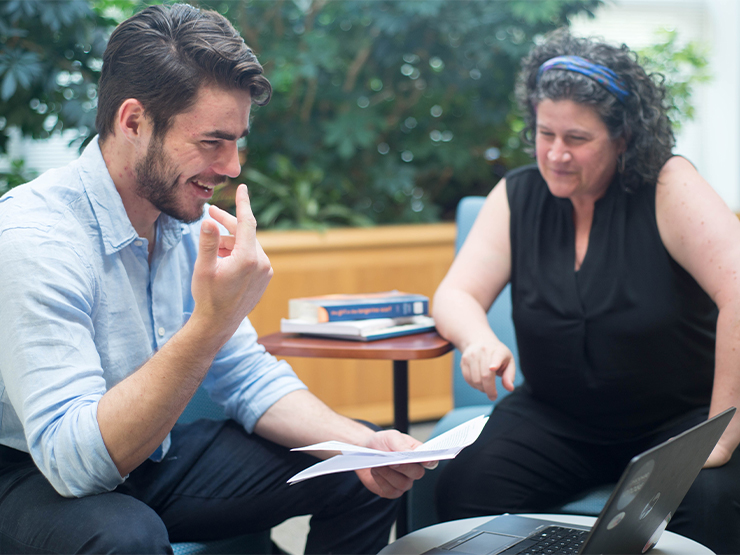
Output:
[
  {"xmin": 134, "ymin": 240, "xmax": 143, "ymax": 247},
  {"xmin": 158, "ymin": 327, "xmax": 165, "ymax": 337}
]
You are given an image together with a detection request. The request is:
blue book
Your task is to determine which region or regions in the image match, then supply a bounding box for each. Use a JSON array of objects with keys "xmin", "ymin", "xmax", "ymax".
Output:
[{"xmin": 287, "ymin": 290, "xmax": 429, "ymax": 323}]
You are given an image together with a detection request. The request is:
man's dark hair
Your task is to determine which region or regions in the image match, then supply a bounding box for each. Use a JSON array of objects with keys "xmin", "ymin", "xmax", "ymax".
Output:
[
  {"xmin": 516, "ymin": 29, "xmax": 674, "ymax": 192},
  {"xmin": 96, "ymin": 3, "xmax": 272, "ymax": 141}
]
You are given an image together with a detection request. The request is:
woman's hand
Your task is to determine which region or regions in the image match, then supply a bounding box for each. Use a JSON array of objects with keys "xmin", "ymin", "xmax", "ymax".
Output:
[
  {"xmin": 704, "ymin": 441, "xmax": 734, "ymax": 468},
  {"xmin": 460, "ymin": 340, "xmax": 516, "ymax": 401}
]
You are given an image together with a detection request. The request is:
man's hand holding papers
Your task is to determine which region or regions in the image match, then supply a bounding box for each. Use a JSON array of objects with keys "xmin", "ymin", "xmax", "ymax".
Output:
[
  {"xmin": 354, "ymin": 430, "xmax": 430, "ymax": 499},
  {"xmin": 288, "ymin": 415, "xmax": 488, "ymax": 488}
]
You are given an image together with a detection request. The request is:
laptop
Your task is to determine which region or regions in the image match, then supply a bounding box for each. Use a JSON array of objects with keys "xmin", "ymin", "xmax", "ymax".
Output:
[{"xmin": 425, "ymin": 407, "xmax": 735, "ymax": 555}]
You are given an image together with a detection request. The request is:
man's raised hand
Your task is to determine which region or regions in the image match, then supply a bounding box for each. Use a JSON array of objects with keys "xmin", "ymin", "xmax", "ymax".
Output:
[{"xmin": 192, "ymin": 184, "xmax": 273, "ymax": 340}]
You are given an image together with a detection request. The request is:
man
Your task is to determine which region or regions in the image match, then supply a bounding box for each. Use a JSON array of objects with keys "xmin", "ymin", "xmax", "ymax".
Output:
[{"xmin": 0, "ymin": 4, "xmax": 429, "ymax": 553}]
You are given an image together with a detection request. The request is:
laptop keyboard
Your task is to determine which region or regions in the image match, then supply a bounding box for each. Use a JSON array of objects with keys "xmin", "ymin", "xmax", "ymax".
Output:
[{"xmin": 505, "ymin": 526, "xmax": 589, "ymax": 554}]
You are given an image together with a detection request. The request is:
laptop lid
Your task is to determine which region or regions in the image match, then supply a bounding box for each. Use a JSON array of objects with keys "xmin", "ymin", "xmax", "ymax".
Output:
[
  {"xmin": 425, "ymin": 407, "xmax": 735, "ymax": 555},
  {"xmin": 581, "ymin": 406, "xmax": 735, "ymax": 554}
]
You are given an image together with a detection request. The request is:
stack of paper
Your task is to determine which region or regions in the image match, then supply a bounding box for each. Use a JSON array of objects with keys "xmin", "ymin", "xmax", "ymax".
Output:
[
  {"xmin": 280, "ymin": 314, "xmax": 436, "ymax": 341},
  {"xmin": 287, "ymin": 415, "xmax": 488, "ymax": 484}
]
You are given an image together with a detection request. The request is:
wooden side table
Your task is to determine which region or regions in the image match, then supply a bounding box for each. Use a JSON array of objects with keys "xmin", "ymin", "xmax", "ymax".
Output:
[
  {"xmin": 257, "ymin": 330, "xmax": 453, "ymax": 537},
  {"xmin": 257, "ymin": 330, "xmax": 452, "ymax": 435}
]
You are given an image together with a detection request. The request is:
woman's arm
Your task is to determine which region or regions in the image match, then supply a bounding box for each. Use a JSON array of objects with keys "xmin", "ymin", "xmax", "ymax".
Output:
[
  {"xmin": 432, "ymin": 180, "xmax": 515, "ymax": 400},
  {"xmin": 656, "ymin": 156, "xmax": 740, "ymax": 467}
]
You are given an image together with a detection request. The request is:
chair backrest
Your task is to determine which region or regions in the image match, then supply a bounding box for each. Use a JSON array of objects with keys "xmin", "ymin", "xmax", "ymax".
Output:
[
  {"xmin": 452, "ymin": 196, "xmax": 522, "ymax": 408},
  {"xmin": 172, "ymin": 390, "xmax": 274, "ymax": 554},
  {"xmin": 177, "ymin": 386, "xmax": 227, "ymax": 424}
]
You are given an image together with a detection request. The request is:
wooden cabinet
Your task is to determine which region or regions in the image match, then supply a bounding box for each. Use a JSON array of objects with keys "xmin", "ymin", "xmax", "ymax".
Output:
[{"xmin": 250, "ymin": 223, "xmax": 456, "ymax": 425}]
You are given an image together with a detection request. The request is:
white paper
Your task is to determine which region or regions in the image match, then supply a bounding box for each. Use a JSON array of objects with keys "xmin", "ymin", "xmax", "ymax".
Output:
[
  {"xmin": 280, "ymin": 315, "xmax": 435, "ymax": 339},
  {"xmin": 287, "ymin": 415, "xmax": 488, "ymax": 484}
]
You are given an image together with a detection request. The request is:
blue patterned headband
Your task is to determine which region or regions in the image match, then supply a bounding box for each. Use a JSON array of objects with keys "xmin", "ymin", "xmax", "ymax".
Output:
[{"xmin": 536, "ymin": 55, "xmax": 630, "ymax": 104}]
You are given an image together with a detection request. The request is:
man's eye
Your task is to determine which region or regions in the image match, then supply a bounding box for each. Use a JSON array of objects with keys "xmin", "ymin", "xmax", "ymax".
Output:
[{"xmin": 202, "ymin": 140, "xmax": 219, "ymax": 148}]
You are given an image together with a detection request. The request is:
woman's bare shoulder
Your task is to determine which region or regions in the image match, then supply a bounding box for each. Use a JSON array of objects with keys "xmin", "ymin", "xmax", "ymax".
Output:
[{"xmin": 657, "ymin": 155, "xmax": 700, "ymax": 182}]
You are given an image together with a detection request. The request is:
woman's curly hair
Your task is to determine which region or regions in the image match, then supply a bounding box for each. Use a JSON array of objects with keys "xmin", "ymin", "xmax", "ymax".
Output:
[{"xmin": 515, "ymin": 29, "xmax": 675, "ymax": 192}]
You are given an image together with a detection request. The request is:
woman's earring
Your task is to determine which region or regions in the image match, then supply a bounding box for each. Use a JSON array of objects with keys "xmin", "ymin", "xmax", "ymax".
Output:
[{"xmin": 617, "ymin": 152, "xmax": 626, "ymax": 174}]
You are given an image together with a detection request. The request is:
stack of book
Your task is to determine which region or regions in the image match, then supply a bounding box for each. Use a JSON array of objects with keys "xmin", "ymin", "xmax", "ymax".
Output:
[{"xmin": 280, "ymin": 290, "xmax": 436, "ymax": 341}]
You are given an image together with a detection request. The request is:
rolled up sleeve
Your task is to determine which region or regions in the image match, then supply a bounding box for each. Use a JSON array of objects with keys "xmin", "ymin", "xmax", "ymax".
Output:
[
  {"xmin": 0, "ymin": 231, "xmax": 123, "ymax": 497},
  {"xmin": 202, "ymin": 317, "xmax": 307, "ymax": 433}
]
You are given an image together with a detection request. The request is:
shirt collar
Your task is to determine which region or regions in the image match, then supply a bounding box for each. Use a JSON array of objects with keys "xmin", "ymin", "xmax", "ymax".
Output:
[{"xmin": 79, "ymin": 136, "xmax": 186, "ymax": 256}]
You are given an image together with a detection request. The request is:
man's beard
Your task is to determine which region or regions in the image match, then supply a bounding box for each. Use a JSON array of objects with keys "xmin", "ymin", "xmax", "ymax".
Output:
[{"xmin": 134, "ymin": 136, "xmax": 206, "ymax": 224}]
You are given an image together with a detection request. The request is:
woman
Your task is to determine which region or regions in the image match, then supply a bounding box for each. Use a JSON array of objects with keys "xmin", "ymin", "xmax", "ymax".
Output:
[{"xmin": 432, "ymin": 30, "xmax": 740, "ymax": 553}]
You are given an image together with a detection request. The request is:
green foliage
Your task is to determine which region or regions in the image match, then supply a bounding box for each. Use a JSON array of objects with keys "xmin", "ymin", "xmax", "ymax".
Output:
[
  {"xmin": 2, "ymin": 0, "xmax": 604, "ymax": 227},
  {"xmin": 0, "ymin": 2, "xmax": 714, "ymax": 228},
  {"xmin": 191, "ymin": 0, "xmax": 602, "ymax": 225},
  {"xmin": 0, "ymin": 158, "xmax": 36, "ymax": 195},
  {"xmin": 214, "ymin": 160, "xmax": 375, "ymax": 229},
  {"xmin": 637, "ymin": 28, "xmax": 711, "ymax": 133},
  {"xmin": 0, "ymin": 0, "xmax": 124, "ymax": 153}
]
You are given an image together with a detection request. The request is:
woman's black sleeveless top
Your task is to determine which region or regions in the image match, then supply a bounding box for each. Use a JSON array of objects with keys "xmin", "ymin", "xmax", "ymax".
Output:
[{"xmin": 505, "ymin": 165, "xmax": 717, "ymax": 440}]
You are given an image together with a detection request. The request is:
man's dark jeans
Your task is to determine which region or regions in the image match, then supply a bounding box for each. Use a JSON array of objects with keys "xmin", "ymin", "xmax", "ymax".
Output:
[{"xmin": 0, "ymin": 419, "xmax": 398, "ymax": 554}]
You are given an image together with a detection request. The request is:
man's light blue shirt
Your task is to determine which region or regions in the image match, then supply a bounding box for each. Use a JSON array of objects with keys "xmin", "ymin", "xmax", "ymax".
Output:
[{"xmin": 0, "ymin": 137, "xmax": 306, "ymax": 497}]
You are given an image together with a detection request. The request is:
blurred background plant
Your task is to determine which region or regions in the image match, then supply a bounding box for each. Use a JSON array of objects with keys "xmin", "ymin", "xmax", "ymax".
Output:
[
  {"xmin": 0, "ymin": 0, "xmax": 122, "ymax": 151},
  {"xmin": 0, "ymin": 0, "xmax": 131, "ymax": 194},
  {"xmin": 0, "ymin": 158, "xmax": 36, "ymax": 196},
  {"xmin": 637, "ymin": 28, "xmax": 711, "ymax": 135},
  {"xmin": 0, "ymin": 0, "xmax": 711, "ymax": 226},
  {"xmin": 212, "ymin": 0, "xmax": 604, "ymax": 225}
]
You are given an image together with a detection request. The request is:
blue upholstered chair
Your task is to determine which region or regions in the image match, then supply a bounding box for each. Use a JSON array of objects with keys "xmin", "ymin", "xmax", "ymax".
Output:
[
  {"xmin": 407, "ymin": 196, "xmax": 613, "ymax": 532},
  {"xmin": 171, "ymin": 387, "xmax": 273, "ymax": 555}
]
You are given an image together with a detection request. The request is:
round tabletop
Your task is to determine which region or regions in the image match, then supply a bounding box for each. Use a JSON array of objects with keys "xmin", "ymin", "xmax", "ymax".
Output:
[
  {"xmin": 257, "ymin": 330, "xmax": 452, "ymax": 360},
  {"xmin": 379, "ymin": 514, "xmax": 714, "ymax": 555}
]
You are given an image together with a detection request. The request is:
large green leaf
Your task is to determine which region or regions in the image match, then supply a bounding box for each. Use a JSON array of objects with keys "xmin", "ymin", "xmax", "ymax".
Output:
[{"xmin": 0, "ymin": 49, "xmax": 44, "ymax": 100}]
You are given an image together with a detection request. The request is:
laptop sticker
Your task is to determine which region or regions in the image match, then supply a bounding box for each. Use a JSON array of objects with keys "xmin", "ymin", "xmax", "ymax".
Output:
[
  {"xmin": 607, "ymin": 511, "xmax": 626, "ymax": 530},
  {"xmin": 617, "ymin": 458, "xmax": 654, "ymax": 510},
  {"xmin": 643, "ymin": 514, "xmax": 670, "ymax": 553},
  {"xmin": 640, "ymin": 492, "xmax": 660, "ymax": 520}
]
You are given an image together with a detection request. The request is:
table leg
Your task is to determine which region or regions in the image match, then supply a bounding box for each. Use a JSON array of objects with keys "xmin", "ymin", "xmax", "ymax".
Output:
[
  {"xmin": 393, "ymin": 360, "xmax": 410, "ymax": 537},
  {"xmin": 392, "ymin": 360, "xmax": 409, "ymax": 434}
]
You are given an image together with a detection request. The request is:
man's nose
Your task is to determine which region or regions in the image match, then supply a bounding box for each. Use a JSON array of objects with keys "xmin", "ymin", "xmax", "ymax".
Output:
[{"xmin": 216, "ymin": 142, "xmax": 242, "ymax": 178}]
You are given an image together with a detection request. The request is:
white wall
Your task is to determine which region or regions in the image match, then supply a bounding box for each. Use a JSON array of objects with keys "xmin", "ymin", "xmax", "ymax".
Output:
[
  {"xmin": 0, "ymin": 128, "xmax": 82, "ymax": 176},
  {"xmin": 570, "ymin": 0, "xmax": 740, "ymax": 210}
]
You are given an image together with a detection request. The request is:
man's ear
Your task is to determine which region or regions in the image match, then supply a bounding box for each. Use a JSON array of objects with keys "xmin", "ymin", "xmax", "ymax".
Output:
[{"xmin": 116, "ymin": 99, "xmax": 150, "ymax": 144}]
